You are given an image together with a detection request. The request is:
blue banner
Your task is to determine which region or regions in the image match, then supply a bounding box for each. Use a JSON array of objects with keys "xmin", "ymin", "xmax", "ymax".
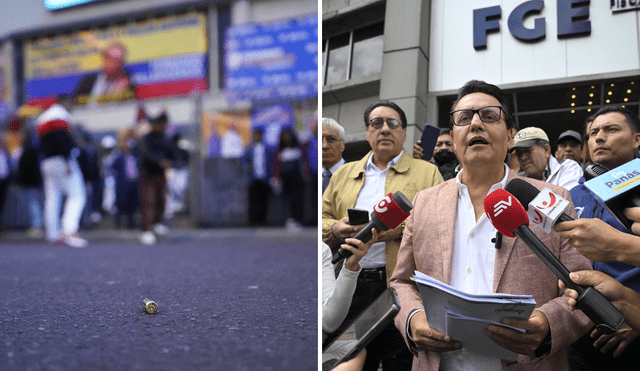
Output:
[{"xmin": 225, "ymin": 14, "xmax": 318, "ymax": 103}]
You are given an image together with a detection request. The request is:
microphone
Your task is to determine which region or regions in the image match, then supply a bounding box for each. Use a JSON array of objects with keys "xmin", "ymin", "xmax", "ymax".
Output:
[
  {"xmin": 483, "ymin": 189, "xmax": 625, "ymax": 334},
  {"xmin": 583, "ymin": 158, "xmax": 640, "ymax": 229},
  {"xmin": 332, "ymin": 191, "xmax": 413, "ymax": 264},
  {"xmin": 584, "ymin": 162, "xmax": 609, "ymax": 181},
  {"xmin": 505, "ymin": 179, "xmax": 574, "ymax": 233}
]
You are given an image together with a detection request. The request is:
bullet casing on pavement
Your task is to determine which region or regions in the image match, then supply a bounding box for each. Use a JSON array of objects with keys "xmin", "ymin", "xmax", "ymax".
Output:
[{"xmin": 143, "ymin": 298, "xmax": 158, "ymax": 314}]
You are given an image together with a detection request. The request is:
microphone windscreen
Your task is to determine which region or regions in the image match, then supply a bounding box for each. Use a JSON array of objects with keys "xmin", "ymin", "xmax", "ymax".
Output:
[
  {"xmin": 373, "ymin": 192, "xmax": 412, "ymax": 229},
  {"xmin": 505, "ymin": 178, "xmax": 540, "ymax": 208},
  {"xmin": 483, "ymin": 189, "xmax": 529, "ymax": 238},
  {"xmin": 584, "ymin": 163, "xmax": 609, "ymax": 181},
  {"xmin": 391, "ymin": 191, "xmax": 414, "ymax": 213}
]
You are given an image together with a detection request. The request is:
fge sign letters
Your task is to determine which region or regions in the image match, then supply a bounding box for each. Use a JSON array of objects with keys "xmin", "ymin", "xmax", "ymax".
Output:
[{"xmin": 473, "ymin": 0, "xmax": 591, "ymax": 50}]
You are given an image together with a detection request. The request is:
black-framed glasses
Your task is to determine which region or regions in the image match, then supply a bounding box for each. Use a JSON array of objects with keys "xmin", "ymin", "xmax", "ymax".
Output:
[
  {"xmin": 450, "ymin": 106, "xmax": 503, "ymax": 126},
  {"xmin": 368, "ymin": 117, "xmax": 403, "ymax": 129}
]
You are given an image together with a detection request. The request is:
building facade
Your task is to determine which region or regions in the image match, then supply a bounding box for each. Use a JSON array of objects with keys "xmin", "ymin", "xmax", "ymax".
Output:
[{"xmin": 323, "ymin": 0, "xmax": 640, "ymax": 161}]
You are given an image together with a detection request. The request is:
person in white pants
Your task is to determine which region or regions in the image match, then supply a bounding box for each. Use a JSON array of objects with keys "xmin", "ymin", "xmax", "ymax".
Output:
[
  {"xmin": 41, "ymin": 154, "xmax": 86, "ymax": 246},
  {"xmin": 36, "ymin": 96, "xmax": 87, "ymax": 248}
]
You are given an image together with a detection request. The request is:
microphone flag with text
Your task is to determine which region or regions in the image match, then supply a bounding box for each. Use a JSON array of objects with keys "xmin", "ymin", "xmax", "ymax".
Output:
[
  {"xmin": 483, "ymin": 188, "xmax": 625, "ymax": 334},
  {"xmin": 583, "ymin": 158, "xmax": 640, "ymax": 230},
  {"xmin": 505, "ymin": 178, "xmax": 574, "ymax": 233},
  {"xmin": 332, "ymin": 191, "xmax": 413, "ymax": 264}
]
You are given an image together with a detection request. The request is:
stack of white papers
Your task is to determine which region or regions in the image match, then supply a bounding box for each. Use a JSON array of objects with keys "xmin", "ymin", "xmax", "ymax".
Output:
[{"xmin": 412, "ymin": 271, "xmax": 536, "ymax": 361}]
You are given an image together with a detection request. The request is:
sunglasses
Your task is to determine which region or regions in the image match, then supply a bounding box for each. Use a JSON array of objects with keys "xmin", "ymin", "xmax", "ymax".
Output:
[{"xmin": 368, "ymin": 117, "xmax": 403, "ymax": 129}]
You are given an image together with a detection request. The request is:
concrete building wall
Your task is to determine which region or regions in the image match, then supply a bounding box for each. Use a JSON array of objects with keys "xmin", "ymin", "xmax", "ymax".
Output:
[{"xmin": 323, "ymin": 0, "xmax": 432, "ymax": 155}]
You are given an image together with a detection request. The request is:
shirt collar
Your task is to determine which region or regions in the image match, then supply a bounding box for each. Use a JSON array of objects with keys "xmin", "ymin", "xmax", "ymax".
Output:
[
  {"xmin": 542, "ymin": 161, "xmax": 551, "ymax": 181},
  {"xmin": 456, "ymin": 163, "xmax": 510, "ymax": 192},
  {"xmin": 365, "ymin": 150, "xmax": 404, "ymax": 171},
  {"xmin": 326, "ymin": 158, "xmax": 345, "ymax": 174}
]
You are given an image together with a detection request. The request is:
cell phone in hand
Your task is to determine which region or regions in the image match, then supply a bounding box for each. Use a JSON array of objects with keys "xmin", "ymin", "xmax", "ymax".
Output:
[
  {"xmin": 420, "ymin": 124, "xmax": 441, "ymax": 161},
  {"xmin": 348, "ymin": 208, "xmax": 369, "ymax": 225}
]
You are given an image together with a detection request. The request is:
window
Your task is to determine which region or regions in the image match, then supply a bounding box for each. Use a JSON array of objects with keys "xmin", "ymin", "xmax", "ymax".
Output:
[
  {"xmin": 323, "ymin": 22, "xmax": 384, "ymax": 85},
  {"xmin": 351, "ymin": 23, "xmax": 384, "ymax": 80},
  {"xmin": 324, "ymin": 33, "xmax": 350, "ymax": 85}
]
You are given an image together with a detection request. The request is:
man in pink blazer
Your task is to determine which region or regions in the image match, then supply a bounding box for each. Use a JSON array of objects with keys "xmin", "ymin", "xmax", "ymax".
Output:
[{"xmin": 389, "ymin": 80, "xmax": 593, "ymax": 370}]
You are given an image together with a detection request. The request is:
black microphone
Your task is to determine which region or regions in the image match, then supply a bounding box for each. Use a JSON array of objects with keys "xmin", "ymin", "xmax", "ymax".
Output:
[
  {"xmin": 484, "ymin": 189, "xmax": 625, "ymax": 335},
  {"xmin": 332, "ymin": 191, "xmax": 413, "ymax": 264},
  {"xmin": 584, "ymin": 163, "xmax": 609, "ymax": 181},
  {"xmin": 583, "ymin": 158, "xmax": 640, "ymax": 229}
]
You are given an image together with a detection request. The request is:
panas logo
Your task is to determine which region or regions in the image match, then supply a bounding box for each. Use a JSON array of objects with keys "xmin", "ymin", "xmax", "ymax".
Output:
[
  {"xmin": 536, "ymin": 192, "xmax": 556, "ymax": 209},
  {"xmin": 374, "ymin": 196, "xmax": 392, "ymax": 214},
  {"xmin": 493, "ymin": 196, "xmax": 512, "ymax": 216},
  {"xmin": 605, "ymin": 170, "xmax": 640, "ymax": 188}
]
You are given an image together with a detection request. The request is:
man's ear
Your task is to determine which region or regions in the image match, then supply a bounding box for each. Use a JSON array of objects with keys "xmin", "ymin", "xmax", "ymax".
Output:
[
  {"xmin": 507, "ymin": 127, "xmax": 516, "ymax": 146},
  {"xmin": 632, "ymin": 132, "xmax": 640, "ymax": 152},
  {"xmin": 544, "ymin": 143, "xmax": 552, "ymax": 157}
]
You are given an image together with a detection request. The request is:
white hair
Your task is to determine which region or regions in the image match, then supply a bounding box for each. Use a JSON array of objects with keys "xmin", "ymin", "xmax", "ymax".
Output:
[{"xmin": 321, "ymin": 117, "xmax": 345, "ymax": 141}]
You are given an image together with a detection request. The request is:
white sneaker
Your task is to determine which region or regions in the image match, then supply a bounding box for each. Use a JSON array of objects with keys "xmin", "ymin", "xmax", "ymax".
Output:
[
  {"xmin": 153, "ymin": 224, "xmax": 169, "ymax": 236},
  {"xmin": 63, "ymin": 234, "xmax": 88, "ymax": 248},
  {"xmin": 140, "ymin": 231, "xmax": 157, "ymax": 245},
  {"xmin": 27, "ymin": 228, "xmax": 44, "ymax": 239},
  {"xmin": 285, "ymin": 218, "xmax": 302, "ymax": 232}
]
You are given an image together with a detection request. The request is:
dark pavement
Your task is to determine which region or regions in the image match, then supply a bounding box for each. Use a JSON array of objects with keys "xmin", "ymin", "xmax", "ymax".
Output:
[{"xmin": 0, "ymin": 227, "xmax": 318, "ymax": 371}]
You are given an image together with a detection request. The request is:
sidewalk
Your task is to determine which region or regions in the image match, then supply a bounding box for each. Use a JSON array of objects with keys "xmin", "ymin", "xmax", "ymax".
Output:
[{"xmin": 1, "ymin": 226, "xmax": 317, "ymax": 243}]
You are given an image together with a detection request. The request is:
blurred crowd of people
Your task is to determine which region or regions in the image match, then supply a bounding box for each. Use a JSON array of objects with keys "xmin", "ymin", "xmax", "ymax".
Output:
[
  {"xmin": 241, "ymin": 116, "xmax": 318, "ymax": 230},
  {"xmin": 0, "ymin": 99, "xmax": 190, "ymax": 246}
]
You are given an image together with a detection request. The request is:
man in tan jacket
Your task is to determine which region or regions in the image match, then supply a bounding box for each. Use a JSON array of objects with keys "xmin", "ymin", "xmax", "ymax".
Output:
[{"xmin": 322, "ymin": 101, "xmax": 443, "ymax": 371}]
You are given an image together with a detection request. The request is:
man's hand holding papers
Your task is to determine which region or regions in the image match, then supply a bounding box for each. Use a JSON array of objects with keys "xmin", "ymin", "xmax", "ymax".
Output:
[
  {"xmin": 409, "ymin": 310, "xmax": 462, "ymax": 353},
  {"xmin": 484, "ymin": 309, "xmax": 550, "ymax": 358},
  {"xmin": 411, "ymin": 271, "xmax": 541, "ymax": 361}
]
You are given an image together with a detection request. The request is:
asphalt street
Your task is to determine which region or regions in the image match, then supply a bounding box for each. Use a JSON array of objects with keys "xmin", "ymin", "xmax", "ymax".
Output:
[{"xmin": 0, "ymin": 227, "xmax": 318, "ymax": 371}]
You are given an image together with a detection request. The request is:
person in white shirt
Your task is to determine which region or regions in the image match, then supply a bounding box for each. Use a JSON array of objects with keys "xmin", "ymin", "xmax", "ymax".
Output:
[
  {"xmin": 321, "ymin": 118, "xmax": 346, "ymax": 194},
  {"xmin": 35, "ymin": 96, "xmax": 87, "ymax": 247},
  {"xmin": 509, "ymin": 127, "xmax": 583, "ymax": 190},
  {"xmin": 322, "ymin": 231, "xmax": 378, "ymax": 371}
]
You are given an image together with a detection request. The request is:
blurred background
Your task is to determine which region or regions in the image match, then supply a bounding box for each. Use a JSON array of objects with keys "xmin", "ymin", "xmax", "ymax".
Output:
[{"xmin": 0, "ymin": 0, "xmax": 318, "ymax": 233}]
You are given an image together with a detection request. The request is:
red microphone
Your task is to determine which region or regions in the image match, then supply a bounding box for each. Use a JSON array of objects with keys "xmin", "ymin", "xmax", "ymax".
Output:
[
  {"xmin": 332, "ymin": 191, "xmax": 413, "ymax": 264},
  {"xmin": 483, "ymin": 189, "xmax": 529, "ymax": 238},
  {"xmin": 483, "ymin": 189, "xmax": 625, "ymax": 334}
]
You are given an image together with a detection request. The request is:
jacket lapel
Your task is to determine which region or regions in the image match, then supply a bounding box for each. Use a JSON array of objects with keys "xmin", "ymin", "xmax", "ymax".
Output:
[{"xmin": 440, "ymin": 181, "xmax": 459, "ymax": 284}]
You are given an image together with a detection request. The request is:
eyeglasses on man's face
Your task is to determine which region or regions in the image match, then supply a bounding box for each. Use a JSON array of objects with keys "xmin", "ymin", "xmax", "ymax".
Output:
[
  {"xmin": 368, "ymin": 117, "xmax": 403, "ymax": 130},
  {"xmin": 323, "ymin": 135, "xmax": 341, "ymax": 144},
  {"xmin": 450, "ymin": 106, "xmax": 503, "ymax": 126}
]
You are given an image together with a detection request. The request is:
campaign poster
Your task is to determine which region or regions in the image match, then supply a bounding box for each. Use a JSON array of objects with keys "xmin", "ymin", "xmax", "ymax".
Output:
[
  {"xmin": 24, "ymin": 12, "xmax": 208, "ymax": 108},
  {"xmin": 201, "ymin": 109, "xmax": 251, "ymax": 159}
]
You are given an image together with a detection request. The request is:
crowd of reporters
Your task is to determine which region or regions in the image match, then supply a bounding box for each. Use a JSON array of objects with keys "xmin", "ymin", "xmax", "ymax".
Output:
[{"xmin": 322, "ymin": 79, "xmax": 640, "ymax": 371}]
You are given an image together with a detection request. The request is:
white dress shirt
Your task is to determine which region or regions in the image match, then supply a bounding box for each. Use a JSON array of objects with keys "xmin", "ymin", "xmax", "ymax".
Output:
[
  {"xmin": 438, "ymin": 164, "xmax": 509, "ymax": 371},
  {"xmin": 407, "ymin": 163, "xmax": 510, "ymax": 371},
  {"xmin": 354, "ymin": 151, "xmax": 403, "ymax": 269}
]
